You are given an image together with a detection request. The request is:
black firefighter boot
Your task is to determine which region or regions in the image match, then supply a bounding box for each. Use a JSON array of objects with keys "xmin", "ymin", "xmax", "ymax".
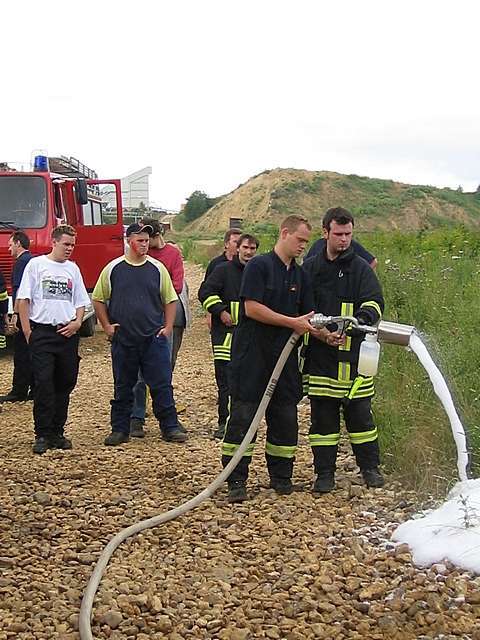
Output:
[
  {"xmin": 313, "ymin": 472, "xmax": 335, "ymax": 494},
  {"xmin": 362, "ymin": 467, "xmax": 385, "ymax": 488},
  {"xmin": 228, "ymin": 481, "xmax": 247, "ymax": 503}
]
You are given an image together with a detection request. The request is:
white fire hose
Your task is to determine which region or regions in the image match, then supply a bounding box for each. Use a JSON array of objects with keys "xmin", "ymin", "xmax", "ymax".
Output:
[{"xmin": 79, "ymin": 330, "xmax": 302, "ymax": 639}]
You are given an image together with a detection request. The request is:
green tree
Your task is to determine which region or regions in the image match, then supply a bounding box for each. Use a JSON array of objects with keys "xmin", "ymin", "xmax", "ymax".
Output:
[{"xmin": 183, "ymin": 190, "xmax": 214, "ymax": 222}]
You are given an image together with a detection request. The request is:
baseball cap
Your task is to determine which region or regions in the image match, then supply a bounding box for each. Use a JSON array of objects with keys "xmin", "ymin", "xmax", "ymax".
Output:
[{"xmin": 125, "ymin": 223, "xmax": 154, "ymax": 237}]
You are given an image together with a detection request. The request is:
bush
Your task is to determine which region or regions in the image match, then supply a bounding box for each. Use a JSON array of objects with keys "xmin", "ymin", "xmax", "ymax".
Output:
[{"xmin": 183, "ymin": 190, "xmax": 216, "ymax": 223}]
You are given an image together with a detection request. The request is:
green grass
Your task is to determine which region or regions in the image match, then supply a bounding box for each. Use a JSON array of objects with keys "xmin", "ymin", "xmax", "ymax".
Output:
[
  {"xmin": 182, "ymin": 226, "xmax": 480, "ymax": 494},
  {"xmin": 361, "ymin": 228, "xmax": 480, "ymax": 492}
]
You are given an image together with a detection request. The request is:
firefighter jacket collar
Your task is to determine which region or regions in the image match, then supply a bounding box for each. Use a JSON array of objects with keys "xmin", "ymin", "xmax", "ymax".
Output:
[{"xmin": 324, "ymin": 244, "xmax": 355, "ymax": 266}]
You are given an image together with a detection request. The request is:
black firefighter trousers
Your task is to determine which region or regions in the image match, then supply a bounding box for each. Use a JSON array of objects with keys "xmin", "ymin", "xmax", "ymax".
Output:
[
  {"xmin": 222, "ymin": 398, "xmax": 298, "ymax": 484},
  {"xmin": 309, "ymin": 396, "xmax": 380, "ymax": 474},
  {"xmin": 29, "ymin": 324, "xmax": 80, "ymax": 439},
  {"xmin": 214, "ymin": 359, "xmax": 229, "ymax": 428}
]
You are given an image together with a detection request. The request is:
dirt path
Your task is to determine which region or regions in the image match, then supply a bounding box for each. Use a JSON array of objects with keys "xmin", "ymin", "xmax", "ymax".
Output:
[{"xmin": 0, "ymin": 263, "xmax": 479, "ymax": 640}]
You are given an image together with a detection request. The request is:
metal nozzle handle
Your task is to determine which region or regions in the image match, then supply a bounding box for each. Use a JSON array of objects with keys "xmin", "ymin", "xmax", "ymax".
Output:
[{"xmin": 309, "ymin": 313, "xmax": 376, "ymax": 334}]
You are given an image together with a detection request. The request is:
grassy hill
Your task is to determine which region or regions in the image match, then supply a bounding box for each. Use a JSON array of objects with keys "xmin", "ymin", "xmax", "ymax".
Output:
[{"xmin": 181, "ymin": 168, "xmax": 480, "ymax": 234}]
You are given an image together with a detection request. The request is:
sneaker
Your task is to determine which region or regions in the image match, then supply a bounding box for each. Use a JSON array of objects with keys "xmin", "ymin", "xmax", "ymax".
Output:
[
  {"xmin": 269, "ymin": 477, "xmax": 294, "ymax": 495},
  {"xmin": 0, "ymin": 392, "xmax": 29, "ymax": 403},
  {"xmin": 313, "ymin": 472, "xmax": 335, "ymax": 494},
  {"xmin": 213, "ymin": 423, "xmax": 226, "ymax": 440},
  {"xmin": 177, "ymin": 420, "xmax": 187, "ymax": 434},
  {"xmin": 49, "ymin": 435, "xmax": 73, "ymax": 450},
  {"xmin": 228, "ymin": 482, "xmax": 247, "ymax": 503},
  {"xmin": 129, "ymin": 418, "xmax": 145, "ymax": 438},
  {"xmin": 32, "ymin": 437, "xmax": 50, "ymax": 454},
  {"xmin": 162, "ymin": 427, "xmax": 187, "ymax": 443},
  {"xmin": 104, "ymin": 431, "xmax": 130, "ymax": 446},
  {"xmin": 362, "ymin": 467, "xmax": 385, "ymax": 488}
]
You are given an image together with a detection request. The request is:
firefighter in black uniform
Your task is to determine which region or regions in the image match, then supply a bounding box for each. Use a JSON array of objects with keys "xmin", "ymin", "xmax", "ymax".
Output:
[
  {"xmin": 198, "ymin": 233, "xmax": 259, "ymax": 439},
  {"xmin": 222, "ymin": 216, "xmax": 317, "ymax": 503},
  {"xmin": 203, "ymin": 228, "xmax": 242, "ymax": 280},
  {"xmin": 302, "ymin": 207, "xmax": 385, "ymax": 493}
]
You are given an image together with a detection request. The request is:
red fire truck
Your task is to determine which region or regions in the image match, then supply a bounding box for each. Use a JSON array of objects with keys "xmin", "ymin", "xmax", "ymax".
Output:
[{"xmin": 0, "ymin": 155, "xmax": 124, "ymax": 335}]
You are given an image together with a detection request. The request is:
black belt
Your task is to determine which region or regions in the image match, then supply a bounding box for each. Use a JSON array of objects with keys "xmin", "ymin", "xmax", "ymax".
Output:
[{"xmin": 31, "ymin": 320, "xmax": 74, "ymax": 331}]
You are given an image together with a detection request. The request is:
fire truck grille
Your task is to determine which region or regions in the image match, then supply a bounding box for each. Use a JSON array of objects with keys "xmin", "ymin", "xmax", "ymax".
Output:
[{"xmin": 0, "ymin": 254, "xmax": 13, "ymax": 291}]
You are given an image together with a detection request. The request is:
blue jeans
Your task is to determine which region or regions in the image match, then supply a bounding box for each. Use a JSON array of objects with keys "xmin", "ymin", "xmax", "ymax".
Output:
[
  {"xmin": 131, "ymin": 333, "xmax": 173, "ymax": 422},
  {"xmin": 111, "ymin": 335, "xmax": 177, "ymax": 434}
]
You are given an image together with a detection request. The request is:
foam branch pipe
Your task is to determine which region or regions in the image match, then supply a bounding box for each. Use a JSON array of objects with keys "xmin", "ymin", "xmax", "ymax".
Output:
[{"xmin": 79, "ymin": 330, "xmax": 303, "ymax": 640}]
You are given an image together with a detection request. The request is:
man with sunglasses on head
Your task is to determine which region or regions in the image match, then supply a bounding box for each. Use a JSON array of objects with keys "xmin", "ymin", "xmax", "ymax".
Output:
[
  {"xmin": 93, "ymin": 223, "xmax": 186, "ymax": 446},
  {"xmin": 128, "ymin": 218, "xmax": 187, "ymax": 438}
]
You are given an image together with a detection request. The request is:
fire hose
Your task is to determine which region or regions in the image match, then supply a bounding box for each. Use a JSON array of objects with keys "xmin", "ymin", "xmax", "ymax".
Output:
[
  {"xmin": 79, "ymin": 328, "xmax": 305, "ymax": 639},
  {"xmin": 79, "ymin": 314, "xmax": 421, "ymax": 638}
]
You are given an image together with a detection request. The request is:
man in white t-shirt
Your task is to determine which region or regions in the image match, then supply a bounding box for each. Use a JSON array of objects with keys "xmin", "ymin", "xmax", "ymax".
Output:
[{"xmin": 17, "ymin": 225, "xmax": 90, "ymax": 454}]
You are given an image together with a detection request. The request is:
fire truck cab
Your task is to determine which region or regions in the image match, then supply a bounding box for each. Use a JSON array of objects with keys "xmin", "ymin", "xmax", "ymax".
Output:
[{"xmin": 0, "ymin": 155, "xmax": 125, "ymax": 336}]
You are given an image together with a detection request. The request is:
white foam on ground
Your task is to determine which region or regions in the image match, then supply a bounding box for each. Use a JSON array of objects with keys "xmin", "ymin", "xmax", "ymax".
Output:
[{"xmin": 392, "ymin": 479, "xmax": 480, "ymax": 573}]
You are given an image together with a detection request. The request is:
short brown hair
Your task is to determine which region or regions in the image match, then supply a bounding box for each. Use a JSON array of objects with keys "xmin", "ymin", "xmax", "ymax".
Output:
[
  {"xmin": 10, "ymin": 230, "xmax": 30, "ymax": 249},
  {"xmin": 280, "ymin": 215, "xmax": 311, "ymax": 233},
  {"xmin": 237, "ymin": 233, "xmax": 259, "ymax": 249},
  {"xmin": 322, "ymin": 207, "xmax": 354, "ymax": 231},
  {"xmin": 52, "ymin": 224, "xmax": 76, "ymax": 240},
  {"xmin": 223, "ymin": 228, "xmax": 242, "ymax": 244}
]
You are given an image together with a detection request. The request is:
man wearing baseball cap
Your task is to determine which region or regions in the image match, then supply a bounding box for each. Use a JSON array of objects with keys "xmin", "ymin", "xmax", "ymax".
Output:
[{"xmin": 92, "ymin": 223, "xmax": 187, "ymax": 445}]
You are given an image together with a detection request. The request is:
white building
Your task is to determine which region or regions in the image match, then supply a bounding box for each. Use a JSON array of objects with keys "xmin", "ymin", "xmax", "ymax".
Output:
[{"xmin": 102, "ymin": 166, "xmax": 152, "ymax": 209}]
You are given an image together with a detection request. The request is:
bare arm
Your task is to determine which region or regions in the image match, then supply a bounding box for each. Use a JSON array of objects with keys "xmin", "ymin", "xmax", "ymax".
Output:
[
  {"xmin": 157, "ymin": 301, "xmax": 176, "ymax": 338},
  {"xmin": 245, "ymin": 300, "xmax": 314, "ymax": 336},
  {"xmin": 18, "ymin": 299, "xmax": 31, "ymax": 343},
  {"xmin": 93, "ymin": 300, "xmax": 119, "ymax": 339}
]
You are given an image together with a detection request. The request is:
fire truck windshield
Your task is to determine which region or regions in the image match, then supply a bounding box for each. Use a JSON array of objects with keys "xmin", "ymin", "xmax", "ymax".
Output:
[{"xmin": 0, "ymin": 176, "xmax": 47, "ymax": 229}]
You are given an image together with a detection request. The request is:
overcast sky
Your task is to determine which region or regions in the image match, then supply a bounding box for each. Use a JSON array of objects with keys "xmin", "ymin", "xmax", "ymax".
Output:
[{"xmin": 2, "ymin": 0, "xmax": 479, "ymax": 209}]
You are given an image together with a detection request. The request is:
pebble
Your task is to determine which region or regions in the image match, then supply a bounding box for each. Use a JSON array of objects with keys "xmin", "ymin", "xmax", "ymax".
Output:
[
  {"xmin": 98, "ymin": 610, "xmax": 123, "ymax": 629},
  {"xmin": 32, "ymin": 491, "xmax": 51, "ymax": 506}
]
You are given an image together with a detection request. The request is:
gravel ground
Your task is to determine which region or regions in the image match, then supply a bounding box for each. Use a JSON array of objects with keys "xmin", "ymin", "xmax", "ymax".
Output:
[{"xmin": 1, "ymin": 263, "xmax": 480, "ymax": 640}]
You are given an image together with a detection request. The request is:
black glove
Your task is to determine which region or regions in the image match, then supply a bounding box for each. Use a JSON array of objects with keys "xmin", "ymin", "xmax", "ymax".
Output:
[{"xmin": 355, "ymin": 310, "xmax": 371, "ymax": 326}]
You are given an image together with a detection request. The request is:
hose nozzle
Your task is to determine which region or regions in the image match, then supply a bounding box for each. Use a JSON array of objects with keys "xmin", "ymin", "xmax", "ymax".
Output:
[
  {"xmin": 309, "ymin": 315, "xmax": 416, "ymax": 346},
  {"xmin": 309, "ymin": 313, "xmax": 334, "ymax": 328},
  {"xmin": 309, "ymin": 313, "xmax": 376, "ymax": 334}
]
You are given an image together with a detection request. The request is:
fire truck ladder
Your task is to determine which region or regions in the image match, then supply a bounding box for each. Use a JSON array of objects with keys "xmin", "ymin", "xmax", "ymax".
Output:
[{"xmin": 48, "ymin": 156, "xmax": 98, "ymax": 180}]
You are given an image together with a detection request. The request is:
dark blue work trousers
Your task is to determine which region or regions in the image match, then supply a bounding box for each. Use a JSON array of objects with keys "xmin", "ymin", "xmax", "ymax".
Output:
[{"xmin": 111, "ymin": 334, "xmax": 178, "ymax": 435}]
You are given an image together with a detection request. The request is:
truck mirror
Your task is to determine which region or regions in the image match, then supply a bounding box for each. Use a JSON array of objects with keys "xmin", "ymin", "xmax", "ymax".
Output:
[{"xmin": 76, "ymin": 179, "xmax": 89, "ymax": 205}]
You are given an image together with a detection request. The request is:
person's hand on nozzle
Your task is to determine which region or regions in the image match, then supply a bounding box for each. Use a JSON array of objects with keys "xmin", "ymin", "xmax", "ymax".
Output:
[
  {"xmin": 324, "ymin": 331, "xmax": 346, "ymax": 347},
  {"xmin": 289, "ymin": 311, "xmax": 315, "ymax": 335}
]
